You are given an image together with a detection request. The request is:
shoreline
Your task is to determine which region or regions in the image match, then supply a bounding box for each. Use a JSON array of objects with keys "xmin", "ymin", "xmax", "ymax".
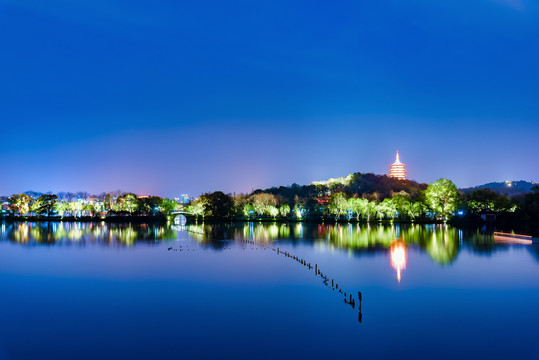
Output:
[
  {"xmin": 1, "ymin": 216, "xmax": 536, "ymax": 236},
  {"xmin": 0, "ymin": 215, "xmax": 446, "ymax": 224}
]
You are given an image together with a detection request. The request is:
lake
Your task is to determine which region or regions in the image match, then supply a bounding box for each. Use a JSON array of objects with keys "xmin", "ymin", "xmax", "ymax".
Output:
[{"xmin": 0, "ymin": 221, "xmax": 538, "ymax": 359}]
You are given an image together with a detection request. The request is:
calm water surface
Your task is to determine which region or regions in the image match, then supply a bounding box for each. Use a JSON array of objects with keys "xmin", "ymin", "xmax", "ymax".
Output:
[{"xmin": 1, "ymin": 222, "xmax": 538, "ymax": 360}]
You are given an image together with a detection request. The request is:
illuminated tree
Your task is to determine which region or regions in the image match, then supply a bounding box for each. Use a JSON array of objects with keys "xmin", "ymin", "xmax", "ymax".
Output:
[
  {"xmin": 347, "ymin": 197, "xmax": 368, "ymax": 220},
  {"xmin": 407, "ymin": 201, "xmax": 425, "ymax": 220},
  {"xmin": 252, "ymin": 201, "xmax": 267, "ymax": 217},
  {"xmin": 391, "ymin": 194, "xmax": 411, "ymax": 219},
  {"xmin": 32, "ymin": 194, "xmax": 58, "ymax": 216},
  {"xmin": 279, "ymin": 204, "xmax": 290, "ymax": 218},
  {"xmin": 266, "ymin": 205, "xmax": 279, "ymax": 219},
  {"xmin": 243, "ymin": 203, "xmax": 255, "ymax": 218},
  {"xmin": 424, "ymin": 179, "xmax": 460, "ymax": 219},
  {"xmin": 8, "ymin": 194, "xmax": 32, "ymax": 215},
  {"xmin": 55, "ymin": 201, "xmax": 70, "ymax": 217},
  {"xmin": 251, "ymin": 193, "xmax": 277, "ymax": 217},
  {"xmin": 83, "ymin": 203, "xmax": 98, "ymax": 216},
  {"xmin": 327, "ymin": 192, "xmax": 347, "ymax": 220},
  {"xmin": 375, "ymin": 202, "xmax": 387, "ymax": 221},
  {"xmin": 69, "ymin": 201, "xmax": 83, "ymax": 217},
  {"xmin": 94, "ymin": 201, "xmax": 105, "ymax": 214},
  {"xmin": 160, "ymin": 198, "xmax": 179, "ymax": 215},
  {"xmin": 103, "ymin": 191, "xmax": 123, "ymax": 211},
  {"xmin": 293, "ymin": 204, "xmax": 304, "ymax": 218},
  {"xmin": 187, "ymin": 197, "xmax": 208, "ymax": 220},
  {"xmin": 363, "ymin": 201, "xmax": 377, "ymax": 221},
  {"xmin": 378, "ymin": 198, "xmax": 397, "ymax": 220},
  {"xmin": 117, "ymin": 193, "xmax": 139, "ymax": 214}
]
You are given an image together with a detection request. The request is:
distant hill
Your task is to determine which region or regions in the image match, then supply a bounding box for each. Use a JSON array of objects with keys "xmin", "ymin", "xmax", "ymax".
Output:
[
  {"xmin": 255, "ymin": 172, "xmax": 428, "ymax": 204},
  {"xmin": 460, "ymin": 180, "xmax": 537, "ymax": 197}
]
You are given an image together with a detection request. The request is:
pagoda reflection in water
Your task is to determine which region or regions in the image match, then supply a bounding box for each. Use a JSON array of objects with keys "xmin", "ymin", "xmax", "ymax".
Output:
[{"xmin": 390, "ymin": 241, "xmax": 407, "ymax": 283}]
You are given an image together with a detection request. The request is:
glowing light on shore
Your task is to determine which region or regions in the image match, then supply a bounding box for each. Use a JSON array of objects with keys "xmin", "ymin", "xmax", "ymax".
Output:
[{"xmin": 390, "ymin": 241, "xmax": 407, "ymax": 283}]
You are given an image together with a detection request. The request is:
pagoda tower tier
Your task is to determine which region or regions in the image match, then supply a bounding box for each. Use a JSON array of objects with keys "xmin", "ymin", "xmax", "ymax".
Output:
[{"xmin": 389, "ymin": 151, "xmax": 407, "ymax": 180}]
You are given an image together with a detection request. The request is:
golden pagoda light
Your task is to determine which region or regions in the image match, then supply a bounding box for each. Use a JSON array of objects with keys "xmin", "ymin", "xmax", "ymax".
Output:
[{"xmin": 389, "ymin": 150, "xmax": 407, "ymax": 180}]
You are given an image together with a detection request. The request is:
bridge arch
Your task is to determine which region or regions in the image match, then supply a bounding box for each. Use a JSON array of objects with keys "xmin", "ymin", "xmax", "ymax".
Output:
[{"xmin": 170, "ymin": 211, "xmax": 190, "ymax": 226}]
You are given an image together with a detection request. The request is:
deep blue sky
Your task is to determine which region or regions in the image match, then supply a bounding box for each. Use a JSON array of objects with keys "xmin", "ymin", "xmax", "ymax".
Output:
[{"xmin": 1, "ymin": 0, "xmax": 538, "ymax": 197}]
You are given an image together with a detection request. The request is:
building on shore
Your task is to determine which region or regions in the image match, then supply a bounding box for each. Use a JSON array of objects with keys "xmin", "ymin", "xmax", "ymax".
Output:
[{"xmin": 389, "ymin": 151, "xmax": 407, "ymax": 180}]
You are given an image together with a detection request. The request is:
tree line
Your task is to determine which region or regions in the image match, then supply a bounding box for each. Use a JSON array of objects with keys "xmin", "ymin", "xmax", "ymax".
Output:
[
  {"xmin": 186, "ymin": 178, "xmax": 538, "ymax": 223},
  {"xmin": 2, "ymin": 176, "xmax": 538, "ymax": 225},
  {"xmin": 2, "ymin": 192, "xmax": 179, "ymax": 218}
]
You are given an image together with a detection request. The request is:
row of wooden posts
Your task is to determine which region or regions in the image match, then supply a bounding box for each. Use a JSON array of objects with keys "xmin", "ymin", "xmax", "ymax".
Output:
[
  {"xmin": 242, "ymin": 238, "xmax": 363, "ymax": 323},
  {"xmin": 168, "ymin": 233, "xmax": 365, "ymax": 323}
]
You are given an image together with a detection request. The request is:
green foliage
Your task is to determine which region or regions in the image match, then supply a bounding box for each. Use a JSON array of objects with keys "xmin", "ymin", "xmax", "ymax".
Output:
[
  {"xmin": 466, "ymin": 188, "xmax": 514, "ymax": 213},
  {"xmin": 377, "ymin": 198, "xmax": 397, "ymax": 219},
  {"xmin": 243, "ymin": 203, "xmax": 255, "ymax": 218},
  {"xmin": 327, "ymin": 192, "xmax": 347, "ymax": 219},
  {"xmin": 3, "ymin": 175, "xmax": 532, "ymax": 224},
  {"xmin": 54, "ymin": 202, "xmax": 70, "ymax": 216},
  {"xmin": 82, "ymin": 203, "xmax": 98, "ymax": 215},
  {"xmin": 514, "ymin": 188, "xmax": 539, "ymax": 225},
  {"xmin": 293, "ymin": 204, "xmax": 304, "ymax": 218},
  {"xmin": 347, "ymin": 197, "xmax": 368, "ymax": 220},
  {"xmin": 187, "ymin": 199, "xmax": 206, "ymax": 219},
  {"xmin": 391, "ymin": 195, "xmax": 411, "ymax": 218},
  {"xmin": 279, "ymin": 204, "xmax": 291, "ymax": 218},
  {"xmin": 117, "ymin": 193, "xmax": 139, "ymax": 213},
  {"xmin": 252, "ymin": 201, "xmax": 266, "ymax": 217},
  {"xmin": 251, "ymin": 193, "xmax": 278, "ymax": 217},
  {"xmin": 138, "ymin": 196, "xmax": 163, "ymax": 214},
  {"xmin": 197, "ymin": 191, "xmax": 234, "ymax": 219},
  {"xmin": 407, "ymin": 201, "xmax": 425, "ymax": 220},
  {"xmin": 159, "ymin": 198, "xmax": 179, "ymax": 215},
  {"xmin": 69, "ymin": 201, "xmax": 83, "ymax": 216},
  {"xmin": 424, "ymin": 179, "xmax": 460, "ymax": 219},
  {"xmin": 31, "ymin": 194, "xmax": 58, "ymax": 215},
  {"xmin": 8, "ymin": 194, "xmax": 32, "ymax": 215},
  {"xmin": 363, "ymin": 201, "xmax": 377, "ymax": 221},
  {"xmin": 266, "ymin": 205, "xmax": 279, "ymax": 219},
  {"xmin": 257, "ymin": 172, "xmax": 427, "ymax": 208}
]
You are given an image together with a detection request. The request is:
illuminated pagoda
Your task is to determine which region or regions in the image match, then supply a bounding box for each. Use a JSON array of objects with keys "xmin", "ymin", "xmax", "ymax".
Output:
[{"xmin": 389, "ymin": 151, "xmax": 407, "ymax": 180}]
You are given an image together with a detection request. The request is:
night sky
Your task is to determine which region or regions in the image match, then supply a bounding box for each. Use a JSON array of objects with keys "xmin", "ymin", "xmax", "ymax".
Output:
[{"xmin": 1, "ymin": 0, "xmax": 538, "ymax": 197}]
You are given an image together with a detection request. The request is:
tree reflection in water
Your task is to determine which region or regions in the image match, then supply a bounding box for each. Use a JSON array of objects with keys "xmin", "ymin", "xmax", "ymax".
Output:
[
  {"xmin": 190, "ymin": 222, "xmax": 512, "ymax": 266},
  {"xmin": 0, "ymin": 221, "xmax": 517, "ymax": 266},
  {"xmin": 0, "ymin": 222, "xmax": 177, "ymax": 246}
]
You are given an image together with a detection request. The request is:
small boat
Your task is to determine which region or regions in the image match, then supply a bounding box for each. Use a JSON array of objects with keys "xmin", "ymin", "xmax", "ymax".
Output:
[{"xmin": 493, "ymin": 232, "xmax": 533, "ymax": 245}]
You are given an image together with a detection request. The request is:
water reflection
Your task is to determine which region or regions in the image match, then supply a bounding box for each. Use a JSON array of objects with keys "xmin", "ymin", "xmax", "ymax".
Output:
[
  {"xmin": 0, "ymin": 221, "xmax": 529, "ymax": 266},
  {"xmin": 390, "ymin": 241, "xmax": 407, "ymax": 283},
  {"xmin": 228, "ymin": 222, "xmax": 505, "ymax": 265},
  {"xmin": 0, "ymin": 222, "xmax": 177, "ymax": 246}
]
